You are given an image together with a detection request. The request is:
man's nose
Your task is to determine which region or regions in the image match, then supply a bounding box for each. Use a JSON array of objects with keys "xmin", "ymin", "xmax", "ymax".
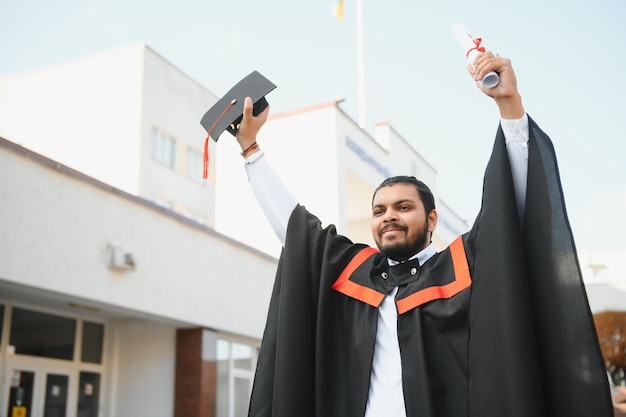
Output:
[{"xmin": 383, "ymin": 209, "xmax": 398, "ymax": 222}]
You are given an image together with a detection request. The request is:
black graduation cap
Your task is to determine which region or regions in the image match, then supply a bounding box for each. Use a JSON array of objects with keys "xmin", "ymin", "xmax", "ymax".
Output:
[
  {"xmin": 200, "ymin": 70, "xmax": 277, "ymax": 142},
  {"xmin": 199, "ymin": 71, "xmax": 276, "ymax": 178}
]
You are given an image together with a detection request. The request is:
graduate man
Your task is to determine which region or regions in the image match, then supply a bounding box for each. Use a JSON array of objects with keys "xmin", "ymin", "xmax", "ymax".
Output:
[{"xmin": 228, "ymin": 52, "xmax": 613, "ymax": 417}]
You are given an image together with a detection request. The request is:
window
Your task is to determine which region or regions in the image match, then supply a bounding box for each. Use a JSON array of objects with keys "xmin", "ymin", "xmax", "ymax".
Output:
[
  {"xmin": 10, "ymin": 308, "xmax": 76, "ymax": 360},
  {"xmin": 216, "ymin": 339, "xmax": 257, "ymax": 417},
  {"xmin": 7, "ymin": 370, "xmax": 34, "ymax": 414},
  {"xmin": 150, "ymin": 195, "xmax": 174, "ymax": 211},
  {"xmin": 77, "ymin": 372, "xmax": 101, "ymax": 417},
  {"xmin": 81, "ymin": 321, "xmax": 105, "ymax": 364},
  {"xmin": 187, "ymin": 147, "xmax": 204, "ymax": 182},
  {"xmin": 2, "ymin": 305, "xmax": 105, "ymax": 417},
  {"xmin": 151, "ymin": 128, "xmax": 176, "ymax": 168},
  {"xmin": 44, "ymin": 374, "xmax": 69, "ymax": 417}
]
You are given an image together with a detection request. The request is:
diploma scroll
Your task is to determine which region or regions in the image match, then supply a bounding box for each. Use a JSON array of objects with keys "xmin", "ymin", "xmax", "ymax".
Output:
[{"xmin": 452, "ymin": 23, "xmax": 499, "ymax": 88}]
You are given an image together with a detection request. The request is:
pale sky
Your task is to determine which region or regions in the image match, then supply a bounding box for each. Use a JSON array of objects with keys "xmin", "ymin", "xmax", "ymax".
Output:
[{"xmin": 1, "ymin": 0, "xmax": 625, "ymax": 253}]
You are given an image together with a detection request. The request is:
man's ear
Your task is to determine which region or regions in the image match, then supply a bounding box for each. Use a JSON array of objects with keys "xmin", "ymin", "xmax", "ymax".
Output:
[{"xmin": 428, "ymin": 209, "xmax": 438, "ymax": 233}]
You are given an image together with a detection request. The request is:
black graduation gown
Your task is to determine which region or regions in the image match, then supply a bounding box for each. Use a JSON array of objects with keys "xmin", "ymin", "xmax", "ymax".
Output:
[{"xmin": 248, "ymin": 117, "xmax": 613, "ymax": 417}]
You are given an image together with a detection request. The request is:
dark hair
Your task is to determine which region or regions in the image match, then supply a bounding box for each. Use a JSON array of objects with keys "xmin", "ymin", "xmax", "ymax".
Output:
[{"xmin": 372, "ymin": 176, "xmax": 436, "ymax": 214}]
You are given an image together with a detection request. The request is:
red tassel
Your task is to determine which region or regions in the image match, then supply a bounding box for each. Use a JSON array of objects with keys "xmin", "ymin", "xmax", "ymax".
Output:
[
  {"xmin": 201, "ymin": 98, "xmax": 237, "ymax": 179},
  {"xmin": 203, "ymin": 135, "xmax": 209, "ymax": 179}
]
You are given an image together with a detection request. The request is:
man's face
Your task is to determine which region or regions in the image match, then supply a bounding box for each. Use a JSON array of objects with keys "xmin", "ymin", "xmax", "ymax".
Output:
[{"xmin": 371, "ymin": 184, "xmax": 437, "ymax": 261}]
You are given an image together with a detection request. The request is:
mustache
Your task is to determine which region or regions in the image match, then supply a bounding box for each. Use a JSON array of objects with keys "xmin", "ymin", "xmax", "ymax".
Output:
[{"xmin": 379, "ymin": 223, "xmax": 407, "ymax": 236}]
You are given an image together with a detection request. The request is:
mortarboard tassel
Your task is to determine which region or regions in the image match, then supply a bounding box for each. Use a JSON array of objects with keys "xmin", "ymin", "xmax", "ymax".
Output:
[
  {"xmin": 203, "ymin": 135, "xmax": 210, "ymax": 179},
  {"xmin": 202, "ymin": 99, "xmax": 238, "ymax": 179}
]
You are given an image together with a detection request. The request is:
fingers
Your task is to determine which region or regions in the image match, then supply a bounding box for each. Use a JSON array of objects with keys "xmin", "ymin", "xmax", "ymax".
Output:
[
  {"xmin": 236, "ymin": 96, "xmax": 270, "ymax": 148},
  {"xmin": 469, "ymin": 52, "xmax": 523, "ymax": 117},
  {"xmin": 472, "ymin": 51, "xmax": 506, "ymax": 83},
  {"xmin": 256, "ymin": 103, "xmax": 270, "ymax": 122},
  {"xmin": 243, "ymin": 96, "xmax": 253, "ymax": 118},
  {"xmin": 242, "ymin": 96, "xmax": 270, "ymax": 122}
]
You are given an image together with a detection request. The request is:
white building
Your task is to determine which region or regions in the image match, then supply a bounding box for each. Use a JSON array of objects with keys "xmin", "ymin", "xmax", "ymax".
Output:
[
  {"xmin": 0, "ymin": 136, "xmax": 277, "ymax": 417},
  {"xmin": 0, "ymin": 42, "xmax": 218, "ymax": 228},
  {"xmin": 0, "ymin": 43, "xmax": 622, "ymax": 417},
  {"xmin": 0, "ymin": 43, "xmax": 277, "ymax": 417}
]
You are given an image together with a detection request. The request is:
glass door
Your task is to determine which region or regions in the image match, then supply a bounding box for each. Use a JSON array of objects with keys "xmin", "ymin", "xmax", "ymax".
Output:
[
  {"xmin": 76, "ymin": 372, "xmax": 100, "ymax": 417},
  {"xmin": 1, "ymin": 306, "xmax": 106, "ymax": 417},
  {"xmin": 2, "ymin": 358, "xmax": 74, "ymax": 417},
  {"xmin": 6, "ymin": 369, "xmax": 34, "ymax": 417},
  {"xmin": 43, "ymin": 373, "xmax": 69, "ymax": 417}
]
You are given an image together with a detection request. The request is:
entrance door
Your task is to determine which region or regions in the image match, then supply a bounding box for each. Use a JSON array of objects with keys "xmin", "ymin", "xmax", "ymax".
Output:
[
  {"xmin": 6, "ymin": 369, "xmax": 34, "ymax": 417},
  {"xmin": 42, "ymin": 373, "xmax": 70, "ymax": 417},
  {"xmin": 2, "ymin": 358, "xmax": 75, "ymax": 417}
]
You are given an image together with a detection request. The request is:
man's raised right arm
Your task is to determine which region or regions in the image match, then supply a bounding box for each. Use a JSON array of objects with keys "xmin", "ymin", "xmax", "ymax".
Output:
[{"xmin": 236, "ymin": 97, "xmax": 297, "ymax": 246}]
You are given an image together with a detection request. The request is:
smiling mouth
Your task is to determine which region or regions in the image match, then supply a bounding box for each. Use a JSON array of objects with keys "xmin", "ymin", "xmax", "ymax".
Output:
[{"xmin": 380, "ymin": 224, "xmax": 407, "ymax": 237}]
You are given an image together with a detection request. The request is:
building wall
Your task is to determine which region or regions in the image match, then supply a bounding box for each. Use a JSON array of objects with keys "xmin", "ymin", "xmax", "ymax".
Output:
[
  {"xmin": 0, "ymin": 43, "xmax": 219, "ymax": 228},
  {"xmin": 107, "ymin": 319, "xmax": 176, "ymax": 417},
  {"xmin": 0, "ymin": 139, "xmax": 277, "ymax": 338},
  {"xmin": 0, "ymin": 43, "xmax": 145, "ymax": 195},
  {"xmin": 0, "ymin": 137, "xmax": 277, "ymax": 416},
  {"xmin": 140, "ymin": 47, "xmax": 218, "ymax": 227}
]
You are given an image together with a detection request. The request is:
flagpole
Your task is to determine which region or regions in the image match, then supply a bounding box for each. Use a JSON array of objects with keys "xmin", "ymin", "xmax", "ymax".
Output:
[{"xmin": 356, "ymin": 0, "xmax": 366, "ymax": 128}]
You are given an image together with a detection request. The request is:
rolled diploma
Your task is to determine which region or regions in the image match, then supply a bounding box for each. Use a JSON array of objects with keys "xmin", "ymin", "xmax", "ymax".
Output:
[{"xmin": 452, "ymin": 23, "xmax": 499, "ymax": 88}]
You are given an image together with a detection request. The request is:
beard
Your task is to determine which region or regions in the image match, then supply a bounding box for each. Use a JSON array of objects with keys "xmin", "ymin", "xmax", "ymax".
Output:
[{"xmin": 377, "ymin": 221, "xmax": 430, "ymax": 261}]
